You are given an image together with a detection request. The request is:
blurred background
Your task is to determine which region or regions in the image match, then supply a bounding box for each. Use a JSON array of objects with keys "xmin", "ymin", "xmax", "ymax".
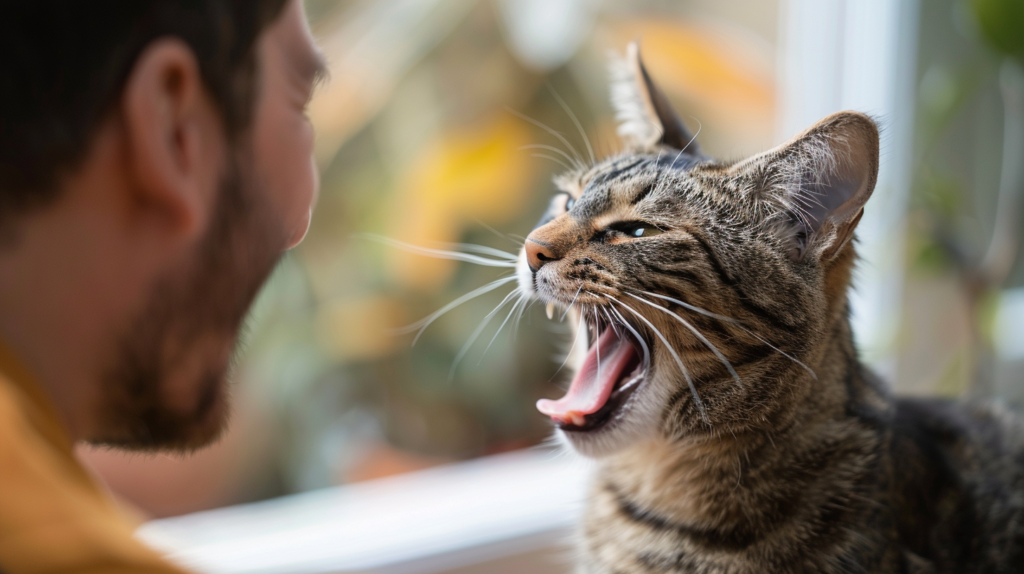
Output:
[{"xmin": 79, "ymin": 0, "xmax": 1024, "ymax": 572}]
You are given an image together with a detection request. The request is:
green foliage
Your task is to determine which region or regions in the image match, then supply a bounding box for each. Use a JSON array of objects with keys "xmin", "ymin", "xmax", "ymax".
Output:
[{"xmin": 971, "ymin": 0, "xmax": 1024, "ymax": 64}]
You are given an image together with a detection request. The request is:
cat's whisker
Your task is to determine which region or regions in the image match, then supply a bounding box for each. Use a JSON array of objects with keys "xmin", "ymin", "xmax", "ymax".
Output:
[
  {"xmin": 506, "ymin": 107, "xmax": 587, "ymax": 169},
  {"xmin": 548, "ymin": 307, "xmax": 587, "ymax": 382},
  {"xmin": 359, "ymin": 234, "xmax": 517, "ymax": 267},
  {"xmin": 625, "ymin": 292, "xmax": 740, "ymax": 385},
  {"xmin": 680, "ymin": 116, "xmax": 702, "ymax": 155},
  {"xmin": 511, "ymin": 294, "xmax": 535, "ymax": 341},
  {"xmin": 603, "ymin": 293, "xmax": 708, "ymax": 423},
  {"xmin": 471, "ymin": 218, "xmax": 526, "ymax": 248},
  {"xmin": 396, "ymin": 276, "xmax": 518, "ymax": 344},
  {"xmin": 608, "ymin": 305, "xmax": 651, "ymax": 374},
  {"xmin": 602, "ymin": 305, "xmax": 652, "ymax": 380},
  {"xmin": 736, "ymin": 329, "xmax": 818, "ymax": 380},
  {"xmin": 531, "ymin": 153, "xmax": 573, "ymax": 171},
  {"xmin": 548, "ymin": 86, "xmax": 596, "ymax": 166},
  {"xmin": 647, "ymin": 149, "xmax": 666, "ymax": 195},
  {"xmin": 482, "ymin": 290, "xmax": 530, "ymax": 359},
  {"xmin": 594, "ymin": 307, "xmax": 602, "ymax": 391},
  {"xmin": 634, "ymin": 289, "xmax": 738, "ymax": 323},
  {"xmin": 447, "ymin": 242, "xmax": 519, "ymax": 260},
  {"xmin": 654, "ymin": 146, "xmax": 688, "ymax": 198},
  {"xmin": 560, "ymin": 286, "xmax": 584, "ymax": 322},
  {"xmin": 601, "ymin": 307, "xmax": 618, "ymax": 338},
  {"xmin": 650, "ymin": 117, "xmax": 701, "ymax": 197},
  {"xmin": 449, "ymin": 287, "xmax": 522, "ymax": 380},
  {"xmin": 634, "ymin": 289, "xmax": 817, "ymax": 380},
  {"xmin": 519, "ymin": 144, "xmax": 584, "ymax": 171}
]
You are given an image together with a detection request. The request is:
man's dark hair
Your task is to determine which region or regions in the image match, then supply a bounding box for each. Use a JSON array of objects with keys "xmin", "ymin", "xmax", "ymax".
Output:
[{"xmin": 0, "ymin": 0, "xmax": 289, "ymax": 217}]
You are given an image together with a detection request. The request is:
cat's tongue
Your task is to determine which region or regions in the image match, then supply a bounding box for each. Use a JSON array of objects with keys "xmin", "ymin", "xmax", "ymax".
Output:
[{"xmin": 537, "ymin": 326, "xmax": 637, "ymax": 426}]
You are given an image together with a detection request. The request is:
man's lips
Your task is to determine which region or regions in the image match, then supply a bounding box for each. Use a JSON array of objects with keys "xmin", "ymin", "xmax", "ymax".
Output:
[{"xmin": 537, "ymin": 325, "xmax": 642, "ymax": 427}]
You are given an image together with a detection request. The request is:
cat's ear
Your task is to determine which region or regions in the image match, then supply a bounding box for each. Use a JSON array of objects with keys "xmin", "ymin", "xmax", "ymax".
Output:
[
  {"xmin": 611, "ymin": 42, "xmax": 702, "ymax": 155},
  {"xmin": 731, "ymin": 111, "xmax": 879, "ymax": 262}
]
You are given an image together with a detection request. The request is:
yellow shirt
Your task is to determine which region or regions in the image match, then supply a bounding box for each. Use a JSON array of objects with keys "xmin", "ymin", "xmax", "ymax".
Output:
[{"xmin": 0, "ymin": 341, "xmax": 186, "ymax": 573}]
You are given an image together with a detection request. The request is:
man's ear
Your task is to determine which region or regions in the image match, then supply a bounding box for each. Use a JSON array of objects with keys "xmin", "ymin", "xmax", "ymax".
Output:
[
  {"xmin": 610, "ymin": 42, "xmax": 702, "ymax": 155},
  {"xmin": 729, "ymin": 111, "xmax": 880, "ymax": 262},
  {"xmin": 121, "ymin": 38, "xmax": 223, "ymax": 238}
]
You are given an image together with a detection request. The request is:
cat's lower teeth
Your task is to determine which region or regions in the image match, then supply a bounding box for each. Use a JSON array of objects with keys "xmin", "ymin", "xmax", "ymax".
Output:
[{"xmin": 546, "ymin": 301, "xmax": 556, "ymax": 320}]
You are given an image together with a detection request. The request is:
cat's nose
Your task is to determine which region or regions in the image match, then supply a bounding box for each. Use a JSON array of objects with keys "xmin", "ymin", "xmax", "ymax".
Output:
[{"xmin": 525, "ymin": 239, "xmax": 560, "ymax": 272}]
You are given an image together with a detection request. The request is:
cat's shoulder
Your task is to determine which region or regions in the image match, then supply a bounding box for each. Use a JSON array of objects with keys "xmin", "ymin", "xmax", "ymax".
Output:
[
  {"xmin": 890, "ymin": 396, "xmax": 1024, "ymax": 570},
  {"xmin": 889, "ymin": 396, "xmax": 1024, "ymax": 507},
  {"xmin": 893, "ymin": 396, "xmax": 1024, "ymax": 458}
]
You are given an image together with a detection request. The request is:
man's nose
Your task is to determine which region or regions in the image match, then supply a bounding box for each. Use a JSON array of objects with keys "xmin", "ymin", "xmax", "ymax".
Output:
[{"xmin": 525, "ymin": 239, "xmax": 561, "ymax": 272}]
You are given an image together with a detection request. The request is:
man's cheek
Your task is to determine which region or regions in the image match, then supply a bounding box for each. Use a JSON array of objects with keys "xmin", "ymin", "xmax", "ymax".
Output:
[
  {"xmin": 283, "ymin": 125, "xmax": 318, "ymax": 248},
  {"xmin": 257, "ymin": 111, "xmax": 318, "ymax": 249},
  {"xmin": 286, "ymin": 204, "xmax": 313, "ymax": 248}
]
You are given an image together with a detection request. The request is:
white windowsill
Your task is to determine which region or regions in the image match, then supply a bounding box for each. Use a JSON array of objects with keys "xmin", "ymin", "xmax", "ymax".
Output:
[{"xmin": 138, "ymin": 448, "xmax": 591, "ymax": 574}]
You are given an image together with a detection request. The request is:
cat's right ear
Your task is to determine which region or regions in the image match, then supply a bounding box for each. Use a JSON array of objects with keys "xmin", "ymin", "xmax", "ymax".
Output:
[
  {"xmin": 729, "ymin": 111, "xmax": 880, "ymax": 263},
  {"xmin": 611, "ymin": 42, "xmax": 702, "ymax": 155}
]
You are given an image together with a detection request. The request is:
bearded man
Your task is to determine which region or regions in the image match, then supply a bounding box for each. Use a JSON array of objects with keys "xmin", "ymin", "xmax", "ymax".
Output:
[{"xmin": 0, "ymin": 1, "xmax": 325, "ymax": 571}]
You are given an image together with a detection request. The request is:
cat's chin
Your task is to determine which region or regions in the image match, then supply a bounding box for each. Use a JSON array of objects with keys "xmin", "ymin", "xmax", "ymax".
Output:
[{"xmin": 556, "ymin": 416, "xmax": 648, "ymax": 458}]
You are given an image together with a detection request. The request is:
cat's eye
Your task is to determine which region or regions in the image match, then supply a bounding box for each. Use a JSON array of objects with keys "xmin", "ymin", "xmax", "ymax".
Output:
[
  {"xmin": 565, "ymin": 196, "xmax": 576, "ymax": 211},
  {"xmin": 630, "ymin": 224, "xmax": 663, "ymax": 238},
  {"xmin": 608, "ymin": 221, "xmax": 665, "ymax": 238}
]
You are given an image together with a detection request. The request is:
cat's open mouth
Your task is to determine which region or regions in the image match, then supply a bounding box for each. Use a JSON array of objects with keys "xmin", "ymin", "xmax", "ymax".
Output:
[{"xmin": 537, "ymin": 313, "xmax": 647, "ymax": 433}]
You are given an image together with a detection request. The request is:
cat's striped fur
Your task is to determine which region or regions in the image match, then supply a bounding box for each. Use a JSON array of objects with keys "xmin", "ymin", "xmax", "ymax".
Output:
[{"xmin": 517, "ymin": 44, "xmax": 1024, "ymax": 573}]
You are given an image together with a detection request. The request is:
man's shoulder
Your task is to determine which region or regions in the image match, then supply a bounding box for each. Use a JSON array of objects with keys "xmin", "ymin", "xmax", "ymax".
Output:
[{"xmin": 0, "ymin": 371, "xmax": 188, "ymax": 574}]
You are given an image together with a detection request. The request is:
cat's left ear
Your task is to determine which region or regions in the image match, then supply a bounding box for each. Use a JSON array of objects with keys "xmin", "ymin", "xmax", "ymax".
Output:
[
  {"xmin": 731, "ymin": 111, "xmax": 879, "ymax": 262},
  {"xmin": 611, "ymin": 42, "xmax": 702, "ymax": 155}
]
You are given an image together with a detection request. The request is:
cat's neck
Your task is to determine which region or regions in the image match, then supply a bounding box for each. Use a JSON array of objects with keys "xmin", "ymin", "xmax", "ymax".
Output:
[{"xmin": 596, "ymin": 305, "xmax": 889, "ymax": 530}]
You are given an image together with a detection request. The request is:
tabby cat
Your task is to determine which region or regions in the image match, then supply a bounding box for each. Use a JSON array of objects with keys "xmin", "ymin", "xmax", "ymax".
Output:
[{"xmin": 517, "ymin": 43, "xmax": 1024, "ymax": 573}]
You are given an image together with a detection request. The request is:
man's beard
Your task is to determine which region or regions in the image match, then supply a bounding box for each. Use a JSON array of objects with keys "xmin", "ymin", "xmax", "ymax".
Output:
[{"xmin": 90, "ymin": 155, "xmax": 286, "ymax": 451}]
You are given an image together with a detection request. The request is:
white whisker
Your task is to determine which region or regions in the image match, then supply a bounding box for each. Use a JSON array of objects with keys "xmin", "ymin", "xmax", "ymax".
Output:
[
  {"xmin": 519, "ymin": 144, "xmax": 584, "ymax": 171},
  {"xmin": 650, "ymin": 119, "xmax": 702, "ymax": 198},
  {"xmin": 549, "ymin": 310, "xmax": 587, "ymax": 381},
  {"xmin": 506, "ymin": 107, "xmax": 586, "ymax": 169},
  {"xmin": 608, "ymin": 305, "xmax": 651, "ymax": 374},
  {"xmin": 560, "ymin": 286, "xmax": 583, "ymax": 322},
  {"xmin": 680, "ymin": 116, "xmax": 702, "ymax": 155},
  {"xmin": 482, "ymin": 291, "xmax": 529, "ymax": 358},
  {"xmin": 626, "ymin": 292, "xmax": 739, "ymax": 384},
  {"xmin": 449, "ymin": 287, "xmax": 521, "ymax": 380},
  {"xmin": 359, "ymin": 234, "xmax": 516, "ymax": 267},
  {"xmin": 636, "ymin": 290, "xmax": 737, "ymax": 323},
  {"xmin": 737, "ymin": 330, "xmax": 818, "ymax": 380},
  {"xmin": 654, "ymin": 147, "xmax": 686, "ymax": 198},
  {"xmin": 549, "ymin": 86, "xmax": 596, "ymax": 166},
  {"xmin": 594, "ymin": 308, "xmax": 602, "ymax": 392},
  {"xmin": 511, "ymin": 295, "xmax": 534, "ymax": 341},
  {"xmin": 532, "ymin": 153, "xmax": 573, "ymax": 171},
  {"xmin": 601, "ymin": 307, "xmax": 619, "ymax": 338},
  {"xmin": 634, "ymin": 289, "xmax": 817, "ymax": 380},
  {"xmin": 471, "ymin": 218, "xmax": 525, "ymax": 248},
  {"xmin": 447, "ymin": 243, "xmax": 518, "ymax": 260},
  {"xmin": 396, "ymin": 276, "xmax": 518, "ymax": 345},
  {"xmin": 647, "ymin": 149, "xmax": 666, "ymax": 197},
  {"xmin": 604, "ymin": 294, "xmax": 708, "ymax": 423}
]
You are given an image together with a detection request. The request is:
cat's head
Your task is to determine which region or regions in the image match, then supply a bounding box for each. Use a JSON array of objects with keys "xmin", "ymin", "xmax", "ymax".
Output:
[{"xmin": 517, "ymin": 43, "xmax": 879, "ymax": 457}]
